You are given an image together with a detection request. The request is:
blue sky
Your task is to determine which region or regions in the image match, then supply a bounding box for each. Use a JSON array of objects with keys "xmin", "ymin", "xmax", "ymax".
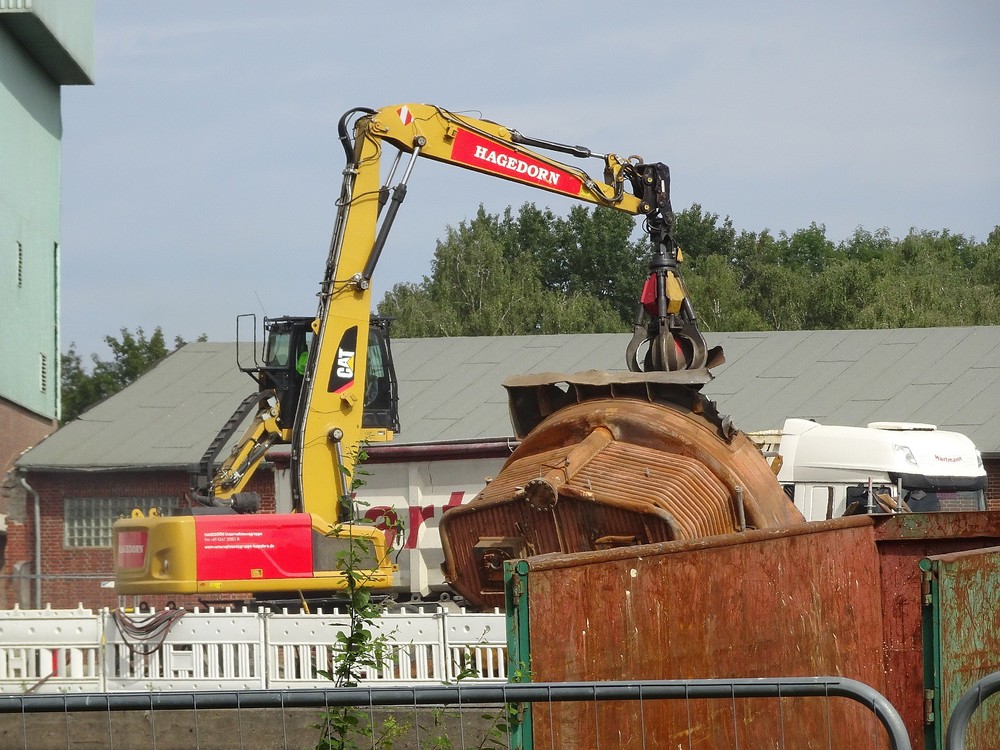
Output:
[{"xmin": 60, "ymin": 1, "xmax": 1000, "ymax": 358}]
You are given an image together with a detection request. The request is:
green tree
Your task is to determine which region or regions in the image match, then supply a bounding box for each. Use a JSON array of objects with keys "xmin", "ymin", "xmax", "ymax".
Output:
[
  {"xmin": 60, "ymin": 327, "xmax": 201, "ymax": 423},
  {"xmin": 378, "ymin": 206, "xmax": 624, "ymax": 336},
  {"xmin": 495, "ymin": 202, "xmax": 647, "ymax": 323},
  {"xmin": 804, "ymin": 257, "xmax": 883, "ymax": 329},
  {"xmin": 839, "ymin": 226, "xmax": 894, "ymax": 263},
  {"xmin": 775, "ymin": 223, "xmax": 835, "ymax": 273},
  {"xmin": 844, "ymin": 229, "xmax": 995, "ymax": 327},
  {"xmin": 971, "ymin": 226, "xmax": 1000, "ymax": 288},
  {"xmin": 746, "ymin": 261, "xmax": 811, "ymax": 331},
  {"xmin": 549, "ymin": 205, "xmax": 647, "ymax": 322},
  {"xmin": 497, "ymin": 203, "xmax": 559, "ymax": 271},
  {"xmin": 684, "ymin": 254, "xmax": 767, "ymax": 332},
  {"xmin": 673, "ymin": 204, "xmax": 737, "ymax": 262},
  {"xmin": 383, "ymin": 201, "xmax": 1000, "ymax": 337}
]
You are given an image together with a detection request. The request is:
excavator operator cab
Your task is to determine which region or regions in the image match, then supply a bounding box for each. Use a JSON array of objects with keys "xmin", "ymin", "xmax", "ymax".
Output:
[
  {"xmin": 256, "ymin": 316, "xmax": 313, "ymax": 431},
  {"xmin": 248, "ymin": 315, "xmax": 400, "ymax": 435}
]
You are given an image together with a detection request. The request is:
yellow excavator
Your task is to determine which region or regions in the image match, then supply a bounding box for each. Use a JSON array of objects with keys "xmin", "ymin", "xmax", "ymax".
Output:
[{"xmin": 112, "ymin": 103, "xmax": 714, "ymax": 600}]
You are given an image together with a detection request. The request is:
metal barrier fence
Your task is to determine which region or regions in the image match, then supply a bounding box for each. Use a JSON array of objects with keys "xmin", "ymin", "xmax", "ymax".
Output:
[
  {"xmin": 0, "ymin": 606, "xmax": 506, "ymax": 693},
  {"xmin": 0, "ymin": 677, "xmax": 911, "ymax": 750}
]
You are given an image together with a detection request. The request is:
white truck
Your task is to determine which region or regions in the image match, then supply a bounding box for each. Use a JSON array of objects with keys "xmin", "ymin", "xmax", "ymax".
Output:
[{"xmin": 753, "ymin": 418, "xmax": 987, "ymax": 521}]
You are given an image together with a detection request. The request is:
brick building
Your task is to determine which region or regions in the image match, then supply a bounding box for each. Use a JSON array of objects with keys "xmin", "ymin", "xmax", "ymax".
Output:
[
  {"xmin": 0, "ymin": 1, "xmax": 94, "ymax": 598},
  {"xmin": 8, "ymin": 326, "xmax": 1000, "ymax": 609}
]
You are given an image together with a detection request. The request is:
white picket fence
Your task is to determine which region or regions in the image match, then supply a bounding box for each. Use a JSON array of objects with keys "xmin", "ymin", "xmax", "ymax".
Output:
[{"xmin": 0, "ymin": 605, "xmax": 507, "ymax": 694}]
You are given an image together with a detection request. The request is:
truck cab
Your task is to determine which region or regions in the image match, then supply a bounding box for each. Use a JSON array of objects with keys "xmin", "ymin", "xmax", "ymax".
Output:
[{"xmin": 771, "ymin": 418, "xmax": 986, "ymax": 520}]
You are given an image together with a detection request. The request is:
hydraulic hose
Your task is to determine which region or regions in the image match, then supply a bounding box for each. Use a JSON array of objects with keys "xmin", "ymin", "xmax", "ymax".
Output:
[{"xmin": 338, "ymin": 107, "xmax": 376, "ymax": 164}]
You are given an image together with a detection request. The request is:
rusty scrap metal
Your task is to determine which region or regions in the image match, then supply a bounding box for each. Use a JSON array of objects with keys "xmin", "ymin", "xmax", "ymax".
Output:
[{"xmin": 440, "ymin": 378, "xmax": 803, "ymax": 610}]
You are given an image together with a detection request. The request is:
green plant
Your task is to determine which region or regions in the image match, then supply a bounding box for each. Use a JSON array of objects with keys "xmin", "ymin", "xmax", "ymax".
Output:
[
  {"xmin": 314, "ymin": 444, "xmax": 406, "ymax": 750},
  {"xmin": 314, "ymin": 447, "xmax": 520, "ymax": 750},
  {"xmin": 418, "ymin": 645, "xmax": 522, "ymax": 750},
  {"xmin": 418, "ymin": 707, "xmax": 457, "ymax": 750}
]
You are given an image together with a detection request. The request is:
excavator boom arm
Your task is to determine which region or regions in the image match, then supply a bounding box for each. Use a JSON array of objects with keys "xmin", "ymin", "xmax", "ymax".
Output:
[
  {"xmin": 294, "ymin": 103, "xmax": 703, "ymax": 518},
  {"xmin": 367, "ymin": 105, "xmax": 646, "ymax": 210},
  {"xmin": 114, "ymin": 102, "xmax": 711, "ymax": 602}
]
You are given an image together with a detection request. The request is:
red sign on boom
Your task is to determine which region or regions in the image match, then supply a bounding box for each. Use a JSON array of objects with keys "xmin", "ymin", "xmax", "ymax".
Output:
[{"xmin": 450, "ymin": 129, "xmax": 583, "ymax": 196}]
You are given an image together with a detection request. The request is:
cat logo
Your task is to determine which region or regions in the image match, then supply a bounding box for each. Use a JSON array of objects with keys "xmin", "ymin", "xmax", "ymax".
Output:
[
  {"xmin": 336, "ymin": 348, "xmax": 355, "ymax": 379},
  {"xmin": 328, "ymin": 326, "xmax": 359, "ymax": 394}
]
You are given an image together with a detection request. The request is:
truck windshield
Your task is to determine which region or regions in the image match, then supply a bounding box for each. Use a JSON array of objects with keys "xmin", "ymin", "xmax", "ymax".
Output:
[{"xmin": 904, "ymin": 489, "xmax": 986, "ymax": 513}]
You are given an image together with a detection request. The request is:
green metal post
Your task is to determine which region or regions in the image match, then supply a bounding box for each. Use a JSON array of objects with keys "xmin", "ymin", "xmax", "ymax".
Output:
[
  {"xmin": 920, "ymin": 557, "xmax": 942, "ymax": 750},
  {"xmin": 505, "ymin": 559, "xmax": 532, "ymax": 750}
]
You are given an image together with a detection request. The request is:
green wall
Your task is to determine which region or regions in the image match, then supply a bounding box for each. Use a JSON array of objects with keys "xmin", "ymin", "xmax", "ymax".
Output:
[
  {"xmin": 0, "ymin": 1, "xmax": 93, "ymax": 421},
  {"xmin": 0, "ymin": 21, "xmax": 62, "ymax": 419}
]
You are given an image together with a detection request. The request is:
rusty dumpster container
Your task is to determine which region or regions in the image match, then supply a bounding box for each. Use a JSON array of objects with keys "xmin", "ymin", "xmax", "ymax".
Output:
[
  {"xmin": 504, "ymin": 512, "xmax": 1000, "ymax": 749},
  {"xmin": 873, "ymin": 512, "xmax": 1000, "ymax": 748}
]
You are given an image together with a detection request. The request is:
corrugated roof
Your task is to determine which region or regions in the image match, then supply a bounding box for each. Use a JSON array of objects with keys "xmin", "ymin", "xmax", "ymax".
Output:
[{"xmin": 16, "ymin": 326, "xmax": 1000, "ymax": 470}]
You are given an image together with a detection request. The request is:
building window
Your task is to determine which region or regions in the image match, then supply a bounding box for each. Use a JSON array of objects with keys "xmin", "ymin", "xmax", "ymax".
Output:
[
  {"xmin": 39, "ymin": 353, "xmax": 48, "ymax": 393},
  {"xmin": 64, "ymin": 497, "xmax": 180, "ymax": 548},
  {"xmin": 17, "ymin": 241, "xmax": 24, "ymax": 287}
]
